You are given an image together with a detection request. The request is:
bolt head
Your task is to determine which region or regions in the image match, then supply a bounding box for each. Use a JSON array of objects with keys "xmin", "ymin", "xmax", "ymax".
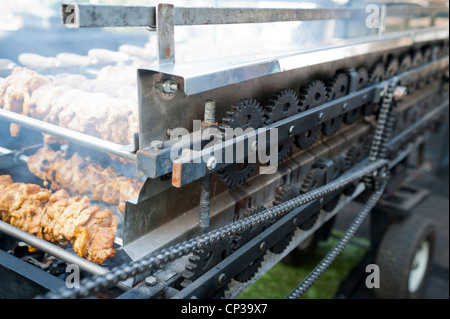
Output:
[
  {"xmin": 289, "ymin": 125, "xmax": 295, "ymax": 135},
  {"xmin": 145, "ymin": 276, "xmax": 157, "ymax": 287},
  {"xmin": 206, "ymin": 157, "xmax": 217, "ymax": 170},
  {"xmin": 259, "ymin": 242, "xmax": 267, "ymax": 252},
  {"xmin": 151, "ymin": 140, "xmax": 164, "ymax": 149},
  {"xmin": 318, "ymin": 112, "xmax": 324, "ymax": 121},
  {"xmin": 218, "ymin": 273, "xmax": 227, "ymax": 285}
]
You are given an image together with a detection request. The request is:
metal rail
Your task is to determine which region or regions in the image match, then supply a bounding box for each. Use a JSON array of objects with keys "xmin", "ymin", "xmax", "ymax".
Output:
[
  {"xmin": 0, "ymin": 220, "xmax": 107, "ymax": 276},
  {"xmin": 61, "ymin": 3, "xmax": 447, "ymax": 28},
  {"xmin": 0, "ymin": 109, "xmax": 137, "ymax": 162}
]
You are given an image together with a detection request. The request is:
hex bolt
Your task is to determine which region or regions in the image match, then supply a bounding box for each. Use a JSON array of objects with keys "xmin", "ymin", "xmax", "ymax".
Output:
[
  {"xmin": 145, "ymin": 276, "xmax": 157, "ymax": 287},
  {"xmin": 151, "ymin": 140, "xmax": 164, "ymax": 149},
  {"xmin": 206, "ymin": 156, "xmax": 217, "ymax": 170}
]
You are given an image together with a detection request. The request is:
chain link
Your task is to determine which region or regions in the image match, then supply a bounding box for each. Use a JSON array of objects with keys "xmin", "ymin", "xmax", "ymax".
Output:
[{"xmin": 41, "ymin": 159, "xmax": 387, "ymax": 299}]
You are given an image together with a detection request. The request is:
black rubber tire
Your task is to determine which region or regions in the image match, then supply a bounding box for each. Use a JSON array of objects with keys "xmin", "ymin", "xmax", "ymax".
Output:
[{"xmin": 374, "ymin": 214, "xmax": 435, "ymax": 299}]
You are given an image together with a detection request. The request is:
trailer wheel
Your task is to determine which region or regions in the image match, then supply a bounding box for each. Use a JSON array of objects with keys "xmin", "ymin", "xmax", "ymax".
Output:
[{"xmin": 374, "ymin": 214, "xmax": 435, "ymax": 299}]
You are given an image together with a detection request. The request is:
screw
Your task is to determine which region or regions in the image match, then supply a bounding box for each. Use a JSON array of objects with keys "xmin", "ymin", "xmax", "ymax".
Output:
[
  {"xmin": 342, "ymin": 103, "xmax": 348, "ymax": 111},
  {"xmin": 206, "ymin": 157, "xmax": 217, "ymax": 170},
  {"xmin": 259, "ymin": 242, "xmax": 267, "ymax": 252},
  {"xmin": 156, "ymin": 79, "xmax": 178, "ymax": 93},
  {"xmin": 151, "ymin": 140, "xmax": 164, "ymax": 149},
  {"xmin": 318, "ymin": 112, "xmax": 324, "ymax": 121},
  {"xmin": 204, "ymin": 99, "xmax": 216, "ymax": 125},
  {"xmin": 218, "ymin": 273, "xmax": 227, "ymax": 285},
  {"xmin": 289, "ymin": 125, "xmax": 295, "ymax": 135}
]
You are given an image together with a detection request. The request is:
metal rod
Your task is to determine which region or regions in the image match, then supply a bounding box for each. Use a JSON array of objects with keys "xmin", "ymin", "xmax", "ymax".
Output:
[
  {"xmin": 61, "ymin": 3, "xmax": 448, "ymax": 28},
  {"xmin": 0, "ymin": 109, "xmax": 136, "ymax": 161},
  {"xmin": 199, "ymin": 100, "xmax": 216, "ymax": 234},
  {"xmin": 0, "ymin": 220, "xmax": 107, "ymax": 276}
]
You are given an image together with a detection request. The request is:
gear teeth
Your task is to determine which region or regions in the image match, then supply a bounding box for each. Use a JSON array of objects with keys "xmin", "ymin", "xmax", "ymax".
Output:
[
  {"xmin": 385, "ymin": 58, "xmax": 399, "ymax": 78},
  {"xmin": 369, "ymin": 62, "xmax": 385, "ymax": 85},
  {"xmin": 356, "ymin": 67, "xmax": 369, "ymax": 90},
  {"xmin": 273, "ymin": 185, "xmax": 299, "ymax": 206},
  {"xmin": 326, "ymin": 72, "xmax": 349, "ymax": 101},
  {"xmin": 263, "ymin": 88, "xmax": 299, "ymax": 124},
  {"xmin": 294, "ymin": 125, "xmax": 320, "ymax": 150},
  {"xmin": 298, "ymin": 80, "xmax": 327, "ymax": 112}
]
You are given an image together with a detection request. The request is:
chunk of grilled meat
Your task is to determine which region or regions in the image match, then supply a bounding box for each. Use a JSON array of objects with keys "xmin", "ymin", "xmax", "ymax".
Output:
[
  {"xmin": 0, "ymin": 175, "xmax": 118, "ymax": 264},
  {"xmin": 27, "ymin": 147, "xmax": 142, "ymax": 212}
]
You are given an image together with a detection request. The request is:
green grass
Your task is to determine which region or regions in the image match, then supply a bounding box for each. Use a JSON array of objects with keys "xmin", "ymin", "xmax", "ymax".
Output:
[{"xmin": 238, "ymin": 230, "xmax": 370, "ymax": 299}]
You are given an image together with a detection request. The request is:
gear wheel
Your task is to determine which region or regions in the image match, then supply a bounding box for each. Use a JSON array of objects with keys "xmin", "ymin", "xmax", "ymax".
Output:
[
  {"xmin": 369, "ymin": 62, "xmax": 386, "ymax": 85},
  {"xmin": 412, "ymin": 51, "xmax": 423, "ymax": 68},
  {"xmin": 181, "ymin": 237, "xmax": 237, "ymax": 288},
  {"xmin": 294, "ymin": 80, "xmax": 326, "ymax": 149},
  {"xmin": 298, "ymin": 80, "xmax": 327, "ymax": 112},
  {"xmin": 341, "ymin": 144, "xmax": 364, "ymax": 196},
  {"xmin": 326, "ymin": 72, "xmax": 349, "ymax": 101},
  {"xmin": 356, "ymin": 67, "xmax": 369, "ymax": 90},
  {"xmin": 399, "ymin": 54, "xmax": 412, "ymax": 73},
  {"xmin": 221, "ymin": 98, "xmax": 265, "ymax": 131},
  {"xmin": 298, "ymin": 166, "xmax": 325, "ymax": 231},
  {"xmin": 218, "ymin": 99, "xmax": 265, "ymax": 187},
  {"xmin": 322, "ymin": 161, "xmax": 342, "ymax": 213},
  {"xmin": 385, "ymin": 58, "xmax": 399, "ymax": 78},
  {"xmin": 344, "ymin": 144, "xmax": 365, "ymax": 170},
  {"xmin": 270, "ymin": 185, "xmax": 300, "ymax": 254},
  {"xmin": 266, "ymin": 138, "xmax": 291, "ymax": 165},
  {"xmin": 343, "ymin": 106, "xmax": 362, "ymax": 125},
  {"xmin": 233, "ymin": 207, "xmax": 267, "ymax": 282},
  {"xmin": 322, "ymin": 73, "xmax": 348, "ymax": 136},
  {"xmin": 264, "ymin": 88, "xmax": 299, "ymax": 124},
  {"xmin": 217, "ymin": 160, "xmax": 256, "ymax": 188},
  {"xmin": 294, "ymin": 126, "xmax": 320, "ymax": 150}
]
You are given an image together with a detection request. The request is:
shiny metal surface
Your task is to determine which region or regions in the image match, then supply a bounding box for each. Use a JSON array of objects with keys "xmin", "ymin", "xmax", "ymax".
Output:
[{"xmin": 0, "ymin": 109, "xmax": 137, "ymax": 162}]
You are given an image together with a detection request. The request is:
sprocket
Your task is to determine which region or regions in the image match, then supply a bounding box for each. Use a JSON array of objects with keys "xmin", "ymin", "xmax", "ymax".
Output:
[
  {"xmin": 295, "ymin": 80, "xmax": 326, "ymax": 149},
  {"xmin": 298, "ymin": 80, "xmax": 327, "ymax": 112},
  {"xmin": 322, "ymin": 72, "xmax": 348, "ymax": 136},
  {"xmin": 218, "ymin": 98, "xmax": 265, "ymax": 187},
  {"xmin": 298, "ymin": 166, "xmax": 326, "ymax": 230},
  {"xmin": 264, "ymin": 88, "xmax": 299, "ymax": 124},
  {"xmin": 270, "ymin": 185, "xmax": 300, "ymax": 254},
  {"xmin": 385, "ymin": 57, "xmax": 399, "ymax": 78}
]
